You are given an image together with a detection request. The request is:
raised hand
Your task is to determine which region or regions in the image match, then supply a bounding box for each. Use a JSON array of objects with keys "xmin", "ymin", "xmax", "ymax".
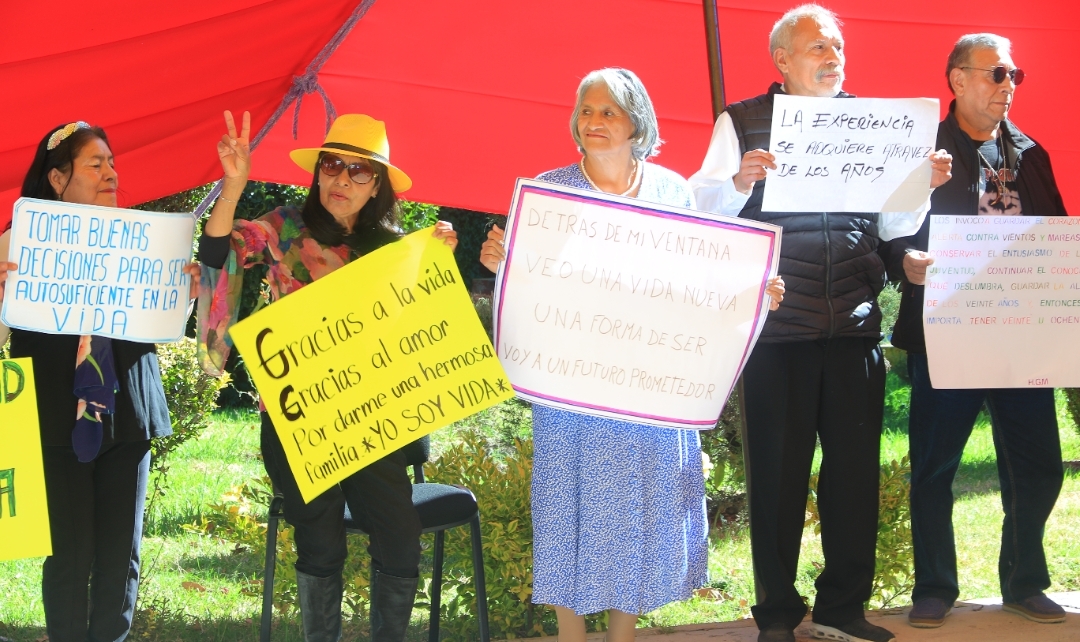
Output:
[
  {"xmin": 217, "ymin": 110, "xmax": 252, "ymax": 183},
  {"xmin": 205, "ymin": 111, "xmax": 251, "ymax": 237}
]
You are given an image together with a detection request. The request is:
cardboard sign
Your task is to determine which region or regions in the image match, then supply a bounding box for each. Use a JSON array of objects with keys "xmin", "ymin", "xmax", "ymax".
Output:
[
  {"xmin": 762, "ymin": 95, "xmax": 939, "ymax": 213},
  {"xmin": 494, "ymin": 179, "xmax": 781, "ymax": 429},
  {"xmin": 0, "ymin": 358, "xmax": 52, "ymax": 562},
  {"xmin": 228, "ymin": 228, "xmax": 513, "ymax": 502},
  {"xmin": 923, "ymin": 214, "xmax": 1080, "ymax": 388},
  {"xmin": 2, "ymin": 198, "xmax": 195, "ymax": 342}
]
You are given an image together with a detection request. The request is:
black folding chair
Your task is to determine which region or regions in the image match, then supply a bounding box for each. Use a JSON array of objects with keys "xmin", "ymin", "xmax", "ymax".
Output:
[{"xmin": 260, "ymin": 436, "xmax": 490, "ymax": 641}]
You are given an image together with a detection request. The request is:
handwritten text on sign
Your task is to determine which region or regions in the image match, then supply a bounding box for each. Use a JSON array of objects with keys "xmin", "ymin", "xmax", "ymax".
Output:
[
  {"xmin": 924, "ymin": 215, "xmax": 1080, "ymax": 388},
  {"xmin": 495, "ymin": 180, "xmax": 780, "ymax": 429},
  {"xmin": 0, "ymin": 358, "xmax": 52, "ymax": 562},
  {"xmin": 228, "ymin": 229, "xmax": 513, "ymax": 503},
  {"xmin": 1, "ymin": 198, "xmax": 195, "ymax": 342},
  {"xmin": 762, "ymin": 96, "xmax": 939, "ymax": 213}
]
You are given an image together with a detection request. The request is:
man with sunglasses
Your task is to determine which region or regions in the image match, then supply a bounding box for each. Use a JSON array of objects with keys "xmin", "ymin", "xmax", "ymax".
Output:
[{"xmin": 881, "ymin": 33, "xmax": 1068, "ymax": 629}]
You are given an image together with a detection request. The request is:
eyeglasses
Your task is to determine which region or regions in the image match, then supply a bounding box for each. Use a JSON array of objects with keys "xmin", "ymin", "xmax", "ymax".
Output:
[
  {"xmin": 960, "ymin": 65, "xmax": 1025, "ymax": 86},
  {"xmin": 319, "ymin": 153, "xmax": 377, "ymax": 184}
]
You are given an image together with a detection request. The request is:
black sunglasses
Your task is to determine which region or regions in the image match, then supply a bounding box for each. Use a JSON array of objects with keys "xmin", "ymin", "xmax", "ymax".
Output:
[
  {"xmin": 960, "ymin": 65, "xmax": 1025, "ymax": 86},
  {"xmin": 319, "ymin": 153, "xmax": 377, "ymax": 184}
]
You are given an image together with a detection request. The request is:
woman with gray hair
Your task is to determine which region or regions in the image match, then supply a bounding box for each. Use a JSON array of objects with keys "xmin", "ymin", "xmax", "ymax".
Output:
[{"xmin": 481, "ymin": 68, "xmax": 783, "ymax": 641}]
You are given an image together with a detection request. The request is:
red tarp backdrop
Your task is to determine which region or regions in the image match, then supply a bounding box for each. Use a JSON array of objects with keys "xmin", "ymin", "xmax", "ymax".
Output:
[{"xmin": 1, "ymin": 0, "xmax": 1074, "ymax": 229}]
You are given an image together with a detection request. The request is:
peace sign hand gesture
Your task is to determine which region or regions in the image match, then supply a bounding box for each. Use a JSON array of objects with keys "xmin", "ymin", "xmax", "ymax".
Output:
[{"xmin": 217, "ymin": 110, "xmax": 251, "ymax": 183}]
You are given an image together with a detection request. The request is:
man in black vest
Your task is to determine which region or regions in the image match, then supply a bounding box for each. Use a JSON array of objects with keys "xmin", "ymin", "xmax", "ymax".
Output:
[
  {"xmin": 881, "ymin": 34, "xmax": 1067, "ymax": 629},
  {"xmin": 690, "ymin": 5, "xmax": 952, "ymax": 642}
]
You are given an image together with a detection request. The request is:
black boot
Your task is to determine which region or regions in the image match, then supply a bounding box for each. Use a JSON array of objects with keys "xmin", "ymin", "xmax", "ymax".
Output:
[
  {"xmin": 296, "ymin": 570, "xmax": 343, "ymax": 642},
  {"xmin": 370, "ymin": 570, "xmax": 418, "ymax": 642}
]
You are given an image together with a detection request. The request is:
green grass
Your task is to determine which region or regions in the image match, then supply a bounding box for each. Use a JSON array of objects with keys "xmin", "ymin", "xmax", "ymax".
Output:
[{"xmin": 2, "ymin": 395, "xmax": 1080, "ymax": 640}]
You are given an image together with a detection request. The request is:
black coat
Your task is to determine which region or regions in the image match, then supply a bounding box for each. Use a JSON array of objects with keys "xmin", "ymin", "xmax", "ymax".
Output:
[
  {"xmin": 9, "ymin": 331, "xmax": 172, "ymax": 446},
  {"xmin": 729, "ymin": 83, "xmax": 885, "ymax": 343},
  {"xmin": 880, "ymin": 103, "xmax": 1068, "ymax": 353}
]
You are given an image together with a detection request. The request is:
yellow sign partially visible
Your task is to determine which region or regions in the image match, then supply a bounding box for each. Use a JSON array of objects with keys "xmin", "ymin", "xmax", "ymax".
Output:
[
  {"xmin": 0, "ymin": 357, "xmax": 52, "ymax": 561},
  {"xmin": 229, "ymin": 228, "xmax": 513, "ymax": 502}
]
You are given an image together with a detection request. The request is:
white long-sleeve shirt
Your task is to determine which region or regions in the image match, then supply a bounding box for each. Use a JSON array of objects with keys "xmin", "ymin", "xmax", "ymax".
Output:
[{"xmin": 688, "ymin": 111, "xmax": 933, "ymax": 242}]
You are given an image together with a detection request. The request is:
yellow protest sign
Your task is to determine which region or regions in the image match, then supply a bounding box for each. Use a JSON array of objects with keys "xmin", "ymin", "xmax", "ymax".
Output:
[
  {"xmin": 0, "ymin": 357, "xmax": 52, "ymax": 561},
  {"xmin": 229, "ymin": 228, "xmax": 514, "ymax": 502}
]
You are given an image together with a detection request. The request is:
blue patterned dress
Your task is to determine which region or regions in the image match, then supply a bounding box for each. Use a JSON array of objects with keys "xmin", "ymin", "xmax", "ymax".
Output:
[{"xmin": 530, "ymin": 162, "xmax": 709, "ymax": 616}]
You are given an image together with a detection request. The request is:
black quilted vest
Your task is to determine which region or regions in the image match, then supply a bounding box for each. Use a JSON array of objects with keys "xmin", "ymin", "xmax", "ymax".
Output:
[{"xmin": 730, "ymin": 82, "xmax": 884, "ymax": 343}]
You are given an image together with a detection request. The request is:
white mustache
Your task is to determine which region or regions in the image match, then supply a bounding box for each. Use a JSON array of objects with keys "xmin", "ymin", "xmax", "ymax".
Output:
[{"xmin": 816, "ymin": 67, "xmax": 843, "ymax": 82}]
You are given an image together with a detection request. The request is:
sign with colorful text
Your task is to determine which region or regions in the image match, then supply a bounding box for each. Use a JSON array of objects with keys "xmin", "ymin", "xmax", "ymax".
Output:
[
  {"xmin": 0, "ymin": 358, "xmax": 52, "ymax": 562},
  {"xmin": 924, "ymin": 215, "xmax": 1080, "ymax": 388},
  {"xmin": 228, "ymin": 229, "xmax": 513, "ymax": 502},
  {"xmin": 762, "ymin": 95, "xmax": 939, "ymax": 212},
  {"xmin": 2, "ymin": 198, "xmax": 195, "ymax": 342},
  {"xmin": 495, "ymin": 179, "xmax": 781, "ymax": 429}
]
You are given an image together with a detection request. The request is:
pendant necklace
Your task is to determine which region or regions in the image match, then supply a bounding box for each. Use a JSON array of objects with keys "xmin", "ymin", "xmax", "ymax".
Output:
[
  {"xmin": 977, "ymin": 135, "xmax": 1016, "ymax": 207},
  {"xmin": 580, "ymin": 158, "xmax": 642, "ymax": 197}
]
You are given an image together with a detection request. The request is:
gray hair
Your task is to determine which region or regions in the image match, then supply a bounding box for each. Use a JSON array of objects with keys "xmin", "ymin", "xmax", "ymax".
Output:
[
  {"xmin": 946, "ymin": 33, "xmax": 1012, "ymax": 93},
  {"xmin": 769, "ymin": 3, "xmax": 841, "ymax": 55},
  {"xmin": 570, "ymin": 68, "xmax": 662, "ymax": 160}
]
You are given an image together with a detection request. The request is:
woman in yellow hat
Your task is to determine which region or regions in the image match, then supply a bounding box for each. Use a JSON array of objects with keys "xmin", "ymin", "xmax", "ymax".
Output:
[{"xmin": 197, "ymin": 111, "xmax": 457, "ymax": 642}]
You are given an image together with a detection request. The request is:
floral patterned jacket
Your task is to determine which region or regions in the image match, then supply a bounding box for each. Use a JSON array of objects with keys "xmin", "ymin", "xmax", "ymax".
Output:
[{"xmin": 196, "ymin": 206, "xmax": 396, "ymax": 376}]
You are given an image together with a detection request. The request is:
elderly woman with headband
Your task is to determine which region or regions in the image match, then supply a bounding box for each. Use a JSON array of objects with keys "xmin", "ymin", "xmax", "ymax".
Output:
[
  {"xmin": 480, "ymin": 68, "xmax": 784, "ymax": 640},
  {"xmin": 0, "ymin": 122, "xmax": 197, "ymax": 642},
  {"xmin": 196, "ymin": 111, "xmax": 456, "ymax": 642}
]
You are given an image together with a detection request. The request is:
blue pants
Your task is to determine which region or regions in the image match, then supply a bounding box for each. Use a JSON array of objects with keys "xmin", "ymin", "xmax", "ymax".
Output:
[{"xmin": 907, "ymin": 353, "xmax": 1063, "ymax": 604}]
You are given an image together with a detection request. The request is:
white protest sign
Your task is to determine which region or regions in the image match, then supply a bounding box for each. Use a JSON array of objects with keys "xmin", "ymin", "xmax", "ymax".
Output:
[
  {"xmin": 1, "ymin": 198, "xmax": 195, "ymax": 342},
  {"xmin": 494, "ymin": 179, "xmax": 781, "ymax": 429},
  {"xmin": 762, "ymin": 95, "xmax": 939, "ymax": 213},
  {"xmin": 923, "ymin": 214, "xmax": 1080, "ymax": 388}
]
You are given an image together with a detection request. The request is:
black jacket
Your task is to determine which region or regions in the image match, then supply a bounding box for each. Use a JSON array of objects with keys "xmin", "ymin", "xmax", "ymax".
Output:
[
  {"xmin": 730, "ymin": 83, "xmax": 885, "ymax": 343},
  {"xmin": 10, "ymin": 332, "xmax": 172, "ymax": 446},
  {"xmin": 880, "ymin": 103, "xmax": 1068, "ymax": 353}
]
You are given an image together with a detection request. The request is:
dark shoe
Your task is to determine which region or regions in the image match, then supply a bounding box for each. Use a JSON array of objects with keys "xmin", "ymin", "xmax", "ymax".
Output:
[
  {"xmin": 758, "ymin": 623, "xmax": 796, "ymax": 642},
  {"xmin": 908, "ymin": 597, "xmax": 952, "ymax": 628},
  {"xmin": 1002, "ymin": 594, "xmax": 1066, "ymax": 624},
  {"xmin": 812, "ymin": 618, "xmax": 895, "ymax": 642},
  {"xmin": 296, "ymin": 570, "xmax": 343, "ymax": 642},
  {"xmin": 370, "ymin": 570, "xmax": 419, "ymax": 642}
]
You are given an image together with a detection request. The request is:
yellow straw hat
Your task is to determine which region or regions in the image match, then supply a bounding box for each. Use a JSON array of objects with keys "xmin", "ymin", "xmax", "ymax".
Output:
[{"xmin": 289, "ymin": 114, "xmax": 412, "ymax": 192}]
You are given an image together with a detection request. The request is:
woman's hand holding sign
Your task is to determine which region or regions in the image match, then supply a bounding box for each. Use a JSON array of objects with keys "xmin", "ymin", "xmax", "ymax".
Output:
[
  {"xmin": 0, "ymin": 229, "xmax": 14, "ymax": 308},
  {"xmin": 0, "ymin": 261, "xmax": 15, "ymax": 305},
  {"xmin": 479, "ymin": 224, "xmax": 505, "ymax": 272},
  {"xmin": 765, "ymin": 275, "xmax": 785, "ymax": 311},
  {"xmin": 432, "ymin": 220, "xmax": 459, "ymax": 250}
]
